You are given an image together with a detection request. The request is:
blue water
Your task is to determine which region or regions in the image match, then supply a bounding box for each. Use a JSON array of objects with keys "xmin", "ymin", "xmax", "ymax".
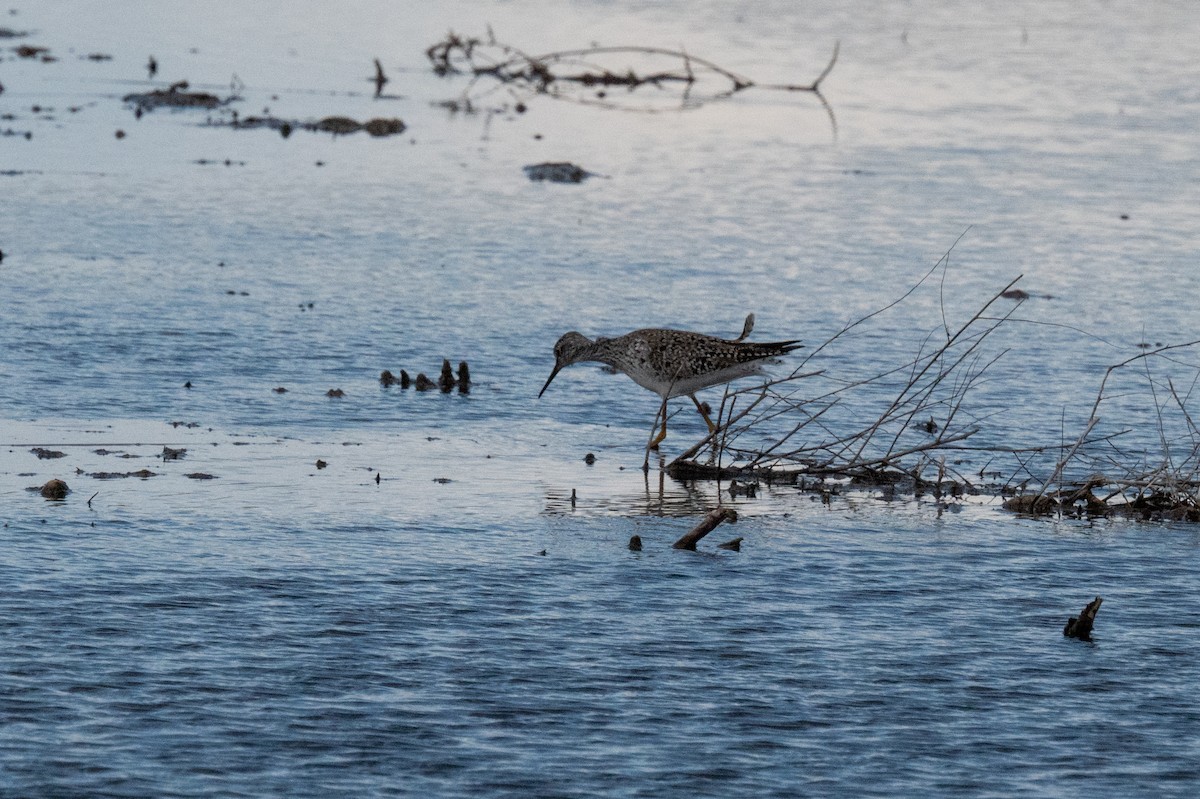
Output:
[{"xmin": 4, "ymin": 1, "xmax": 1200, "ymax": 796}]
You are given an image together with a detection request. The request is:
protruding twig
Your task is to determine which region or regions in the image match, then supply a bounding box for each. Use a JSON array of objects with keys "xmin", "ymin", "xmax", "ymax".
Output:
[{"xmin": 373, "ymin": 58, "xmax": 388, "ymax": 97}]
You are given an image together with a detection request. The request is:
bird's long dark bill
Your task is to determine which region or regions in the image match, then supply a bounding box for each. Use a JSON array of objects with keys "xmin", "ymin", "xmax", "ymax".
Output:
[{"xmin": 538, "ymin": 364, "xmax": 562, "ymax": 398}]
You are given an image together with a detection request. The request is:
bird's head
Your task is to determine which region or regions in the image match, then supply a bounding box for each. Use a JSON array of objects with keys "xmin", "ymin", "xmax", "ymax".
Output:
[{"xmin": 538, "ymin": 331, "xmax": 594, "ymax": 397}]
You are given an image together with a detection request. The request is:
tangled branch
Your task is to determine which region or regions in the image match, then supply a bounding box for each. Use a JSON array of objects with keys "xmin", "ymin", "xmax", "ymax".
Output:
[{"xmin": 426, "ymin": 30, "xmax": 838, "ymax": 123}]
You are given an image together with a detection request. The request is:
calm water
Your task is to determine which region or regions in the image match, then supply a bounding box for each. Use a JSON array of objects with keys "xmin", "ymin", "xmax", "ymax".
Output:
[{"xmin": 4, "ymin": 1, "xmax": 1200, "ymax": 796}]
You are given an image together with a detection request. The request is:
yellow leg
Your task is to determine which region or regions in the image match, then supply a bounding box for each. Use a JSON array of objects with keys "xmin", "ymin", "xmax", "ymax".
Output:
[
  {"xmin": 649, "ymin": 413, "xmax": 668, "ymax": 449},
  {"xmin": 691, "ymin": 395, "xmax": 717, "ymax": 433},
  {"xmin": 648, "ymin": 396, "xmax": 669, "ymax": 450}
]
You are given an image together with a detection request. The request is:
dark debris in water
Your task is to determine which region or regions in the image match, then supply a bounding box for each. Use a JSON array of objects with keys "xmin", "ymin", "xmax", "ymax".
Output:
[
  {"xmin": 89, "ymin": 470, "xmax": 158, "ymax": 480},
  {"xmin": 124, "ymin": 81, "xmax": 232, "ymax": 113},
  {"xmin": 1064, "ymin": 596, "xmax": 1102, "ymax": 641},
  {"xmin": 14, "ymin": 44, "xmax": 53, "ymax": 61},
  {"xmin": 218, "ymin": 114, "xmax": 406, "ymax": 138},
  {"xmin": 30, "ymin": 447, "xmax": 66, "ymax": 460},
  {"xmin": 523, "ymin": 162, "xmax": 600, "ymax": 183},
  {"xmin": 383, "ymin": 360, "xmax": 470, "ymax": 393},
  {"xmin": 184, "ymin": 472, "xmax": 217, "ymax": 480}
]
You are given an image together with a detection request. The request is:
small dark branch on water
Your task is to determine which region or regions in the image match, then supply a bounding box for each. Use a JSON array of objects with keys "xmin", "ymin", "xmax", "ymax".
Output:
[
  {"xmin": 425, "ymin": 31, "xmax": 837, "ymax": 119},
  {"xmin": 673, "ymin": 507, "xmax": 737, "ymax": 550},
  {"xmin": 373, "ymin": 58, "xmax": 388, "ymax": 97}
]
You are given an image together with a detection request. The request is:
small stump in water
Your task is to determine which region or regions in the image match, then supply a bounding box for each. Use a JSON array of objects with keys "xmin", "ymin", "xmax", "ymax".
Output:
[
  {"xmin": 439, "ymin": 359, "xmax": 456, "ymax": 392},
  {"xmin": 1064, "ymin": 596, "xmax": 1103, "ymax": 641}
]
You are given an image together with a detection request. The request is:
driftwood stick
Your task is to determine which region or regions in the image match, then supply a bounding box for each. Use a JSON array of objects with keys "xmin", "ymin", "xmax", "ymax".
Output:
[
  {"xmin": 1064, "ymin": 596, "xmax": 1103, "ymax": 640},
  {"xmin": 673, "ymin": 507, "xmax": 738, "ymax": 550}
]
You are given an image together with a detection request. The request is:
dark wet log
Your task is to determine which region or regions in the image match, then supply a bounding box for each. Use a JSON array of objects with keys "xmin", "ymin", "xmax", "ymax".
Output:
[
  {"xmin": 363, "ymin": 118, "xmax": 405, "ymax": 137},
  {"xmin": 523, "ymin": 162, "xmax": 596, "ymax": 183},
  {"xmin": 1003, "ymin": 493, "xmax": 1058, "ymax": 514},
  {"xmin": 673, "ymin": 507, "xmax": 737, "ymax": 550},
  {"xmin": 1064, "ymin": 596, "xmax": 1103, "ymax": 640},
  {"xmin": 666, "ymin": 459, "xmax": 758, "ymax": 481},
  {"xmin": 315, "ymin": 116, "xmax": 361, "ymax": 134},
  {"xmin": 123, "ymin": 81, "xmax": 225, "ymax": 111},
  {"xmin": 89, "ymin": 470, "xmax": 157, "ymax": 479},
  {"xmin": 40, "ymin": 479, "xmax": 70, "ymax": 499},
  {"xmin": 30, "ymin": 447, "xmax": 66, "ymax": 459}
]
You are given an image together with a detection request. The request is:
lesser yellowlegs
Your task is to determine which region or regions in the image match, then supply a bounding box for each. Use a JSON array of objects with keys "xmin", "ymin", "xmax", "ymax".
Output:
[{"xmin": 539, "ymin": 315, "xmax": 802, "ymax": 449}]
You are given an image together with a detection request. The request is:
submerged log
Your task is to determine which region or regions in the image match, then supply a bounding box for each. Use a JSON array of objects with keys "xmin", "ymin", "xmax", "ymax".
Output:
[
  {"xmin": 1064, "ymin": 596, "xmax": 1103, "ymax": 641},
  {"xmin": 1003, "ymin": 493, "xmax": 1058, "ymax": 515},
  {"xmin": 673, "ymin": 507, "xmax": 737, "ymax": 550}
]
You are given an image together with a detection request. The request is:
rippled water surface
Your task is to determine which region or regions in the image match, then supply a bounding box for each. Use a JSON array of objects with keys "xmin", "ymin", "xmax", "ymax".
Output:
[{"xmin": 4, "ymin": 2, "xmax": 1200, "ymax": 796}]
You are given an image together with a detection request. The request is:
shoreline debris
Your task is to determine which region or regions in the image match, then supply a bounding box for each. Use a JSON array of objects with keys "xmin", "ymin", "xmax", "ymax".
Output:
[
  {"xmin": 220, "ymin": 114, "xmax": 406, "ymax": 138},
  {"xmin": 124, "ymin": 80, "xmax": 232, "ymax": 113},
  {"xmin": 89, "ymin": 470, "xmax": 157, "ymax": 480},
  {"xmin": 426, "ymin": 30, "xmax": 838, "ymax": 119},
  {"xmin": 30, "ymin": 447, "xmax": 66, "ymax": 459}
]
